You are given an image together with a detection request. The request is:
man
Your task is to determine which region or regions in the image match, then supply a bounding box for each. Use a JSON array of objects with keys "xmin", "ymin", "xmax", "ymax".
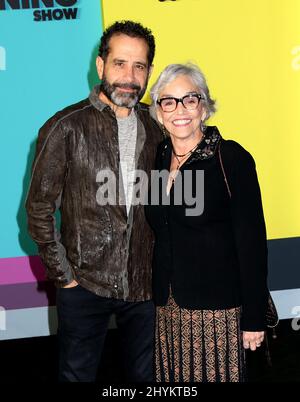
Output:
[{"xmin": 26, "ymin": 20, "xmax": 162, "ymax": 382}]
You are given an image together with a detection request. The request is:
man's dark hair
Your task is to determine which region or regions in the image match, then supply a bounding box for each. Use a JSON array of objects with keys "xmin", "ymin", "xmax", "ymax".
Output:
[{"xmin": 98, "ymin": 20, "xmax": 155, "ymax": 67}]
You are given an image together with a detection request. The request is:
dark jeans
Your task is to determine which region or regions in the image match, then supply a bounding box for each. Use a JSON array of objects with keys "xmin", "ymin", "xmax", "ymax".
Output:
[{"xmin": 56, "ymin": 284, "xmax": 155, "ymax": 382}]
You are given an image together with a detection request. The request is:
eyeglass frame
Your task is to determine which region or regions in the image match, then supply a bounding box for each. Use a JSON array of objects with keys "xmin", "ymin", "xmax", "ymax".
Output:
[{"xmin": 156, "ymin": 93, "xmax": 203, "ymax": 112}]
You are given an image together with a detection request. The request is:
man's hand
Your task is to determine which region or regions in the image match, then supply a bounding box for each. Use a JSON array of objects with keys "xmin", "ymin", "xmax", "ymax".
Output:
[
  {"xmin": 242, "ymin": 331, "xmax": 264, "ymax": 351},
  {"xmin": 63, "ymin": 280, "xmax": 78, "ymax": 289}
]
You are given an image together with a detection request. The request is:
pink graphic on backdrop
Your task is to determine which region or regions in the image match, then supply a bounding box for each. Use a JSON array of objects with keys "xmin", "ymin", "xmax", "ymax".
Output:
[{"xmin": 0, "ymin": 256, "xmax": 46, "ymax": 285}]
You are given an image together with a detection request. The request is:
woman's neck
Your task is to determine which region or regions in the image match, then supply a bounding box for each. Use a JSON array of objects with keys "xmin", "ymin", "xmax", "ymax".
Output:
[{"xmin": 171, "ymin": 131, "xmax": 204, "ymax": 156}]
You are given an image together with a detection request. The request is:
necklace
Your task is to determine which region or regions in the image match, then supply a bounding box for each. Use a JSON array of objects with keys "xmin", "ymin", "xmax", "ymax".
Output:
[
  {"xmin": 168, "ymin": 143, "xmax": 198, "ymax": 189},
  {"xmin": 172, "ymin": 135, "xmax": 204, "ymax": 168},
  {"xmin": 172, "ymin": 151, "xmax": 189, "ymax": 171},
  {"xmin": 167, "ymin": 135, "xmax": 205, "ymax": 194},
  {"xmin": 172, "ymin": 142, "xmax": 199, "ymax": 158}
]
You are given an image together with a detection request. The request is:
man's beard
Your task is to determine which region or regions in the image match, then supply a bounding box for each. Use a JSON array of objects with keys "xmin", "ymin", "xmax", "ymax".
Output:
[{"xmin": 100, "ymin": 74, "xmax": 148, "ymax": 108}]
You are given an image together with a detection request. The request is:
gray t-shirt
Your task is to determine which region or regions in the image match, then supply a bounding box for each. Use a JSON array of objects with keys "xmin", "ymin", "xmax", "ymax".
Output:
[{"xmin": 116, "ymin": 110, "xmax": 137, "ymax": 214}]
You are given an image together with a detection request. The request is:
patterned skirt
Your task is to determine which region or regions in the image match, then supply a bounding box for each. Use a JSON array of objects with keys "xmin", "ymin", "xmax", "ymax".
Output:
[{"xmin": 155, "ymin": 292, "xmax": 246, "ymax": 382}]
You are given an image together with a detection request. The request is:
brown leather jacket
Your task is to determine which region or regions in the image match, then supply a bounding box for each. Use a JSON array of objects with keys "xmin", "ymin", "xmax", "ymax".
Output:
[{"xmin": 26, "ymin": 85, "xmax": 162, "ymax": 301}]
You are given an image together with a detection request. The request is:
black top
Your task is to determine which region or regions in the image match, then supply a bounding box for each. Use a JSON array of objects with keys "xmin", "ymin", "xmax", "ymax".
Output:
[{"xmin": 145, "ymin": 126, "xmax": 269, "ymax": 331}]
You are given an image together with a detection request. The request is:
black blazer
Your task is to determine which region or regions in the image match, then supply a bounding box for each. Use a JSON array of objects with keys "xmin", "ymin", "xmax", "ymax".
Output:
[{"xmin": 145, "ymin": 126, "xmax": 269, "ymax": 331}]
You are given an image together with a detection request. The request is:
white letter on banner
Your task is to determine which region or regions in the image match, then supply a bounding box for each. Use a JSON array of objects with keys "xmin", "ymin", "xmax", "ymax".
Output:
[
  {"xmin": 0, "ymin": 46, "xmax": 6, "ymax": 71},
  {"xmin": 291, "ymin": 45, "xmax": 300, "ymax": 71},
  {"xmin": 0, "ymin": 306, "xmax": 6, "ymax": 331}
]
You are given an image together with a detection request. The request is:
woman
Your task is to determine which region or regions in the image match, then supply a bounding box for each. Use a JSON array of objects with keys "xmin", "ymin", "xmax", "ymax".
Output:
[{"xmin": 145, "ymin": 63, "xmax": 269, "ymax": 382}]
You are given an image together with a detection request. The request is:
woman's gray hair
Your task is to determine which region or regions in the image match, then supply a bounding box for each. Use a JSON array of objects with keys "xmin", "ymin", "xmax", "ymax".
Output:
[{"xmin": 150, "ymin": 63, "xmax": 216, "ymax": 123}]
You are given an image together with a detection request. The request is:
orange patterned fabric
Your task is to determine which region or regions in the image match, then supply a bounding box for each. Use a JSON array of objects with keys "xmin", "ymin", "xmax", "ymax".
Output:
[{"xmin": 155, "ymin": 292, "xmax": 246, "ymax": 382}]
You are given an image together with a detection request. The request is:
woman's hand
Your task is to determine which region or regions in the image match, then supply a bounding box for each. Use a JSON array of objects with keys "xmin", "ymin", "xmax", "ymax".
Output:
[{"xmin": 242, "ymin": 331, "xmax": 264, "ymax": 351}]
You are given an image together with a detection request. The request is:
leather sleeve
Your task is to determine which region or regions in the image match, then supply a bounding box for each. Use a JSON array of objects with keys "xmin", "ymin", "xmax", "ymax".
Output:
[{"xmin": 25, "ymin": 118, "xmax": 74, "ymax": 287}]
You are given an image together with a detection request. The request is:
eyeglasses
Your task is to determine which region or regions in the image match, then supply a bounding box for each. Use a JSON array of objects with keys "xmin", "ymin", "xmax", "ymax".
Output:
[{"xmin": 157, "ymin": 94, "xmax": 203, "ymax": 112}]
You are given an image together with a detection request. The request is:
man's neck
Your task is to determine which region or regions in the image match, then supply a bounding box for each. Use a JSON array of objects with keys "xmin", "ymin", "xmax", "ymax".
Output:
[{"xmin": 98, "ymin": 91, "xmax": 133, "ymax": 118}]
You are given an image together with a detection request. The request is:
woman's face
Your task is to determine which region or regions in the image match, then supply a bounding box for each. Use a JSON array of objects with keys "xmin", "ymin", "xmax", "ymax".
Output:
[{"xmin": 157, "ymin": 74, "xmax": 206, "ymax": 141}]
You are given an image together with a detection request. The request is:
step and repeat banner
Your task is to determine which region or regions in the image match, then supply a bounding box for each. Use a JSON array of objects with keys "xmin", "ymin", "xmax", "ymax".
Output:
[{"xmin": 0, "ymin": 0, "xmax": 300, "ymax": 339}]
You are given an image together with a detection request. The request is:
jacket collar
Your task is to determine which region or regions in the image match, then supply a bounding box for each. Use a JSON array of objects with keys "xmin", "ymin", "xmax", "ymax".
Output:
[
  {"xmin": 161, "ymin": 126, "xmax": 222, "ymax": 167},
  {"xmin": 185, "ymin": 125, "xmax": 222, "ymax": 165}
]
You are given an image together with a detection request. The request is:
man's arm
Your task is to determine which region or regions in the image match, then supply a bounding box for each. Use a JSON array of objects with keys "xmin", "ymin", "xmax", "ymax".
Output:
[{"xmin": 25, "ymin": 118, "xmax": 75, "ymax": 287}]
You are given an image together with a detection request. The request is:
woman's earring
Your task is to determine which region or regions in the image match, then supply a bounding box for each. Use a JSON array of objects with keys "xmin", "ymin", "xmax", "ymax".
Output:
[
  {"xmin": 162, "ymin": 125, "xmax": 169, "ymax": 137},
  {"xmin": 200, "ymin": 120, "xmax": 207, "ymax": 133}
]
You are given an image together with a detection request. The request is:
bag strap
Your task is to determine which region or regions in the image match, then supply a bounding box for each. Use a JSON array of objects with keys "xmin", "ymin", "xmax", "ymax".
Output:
[{"xmin": 218, "ymin": 141, "xmax": 232, "ymax": 199}]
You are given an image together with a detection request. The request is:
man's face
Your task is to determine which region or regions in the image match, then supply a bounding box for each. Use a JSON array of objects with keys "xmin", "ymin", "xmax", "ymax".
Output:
[{"xmin": 97, "ymin": 34, "xmax": 152, "ymax": 108}]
